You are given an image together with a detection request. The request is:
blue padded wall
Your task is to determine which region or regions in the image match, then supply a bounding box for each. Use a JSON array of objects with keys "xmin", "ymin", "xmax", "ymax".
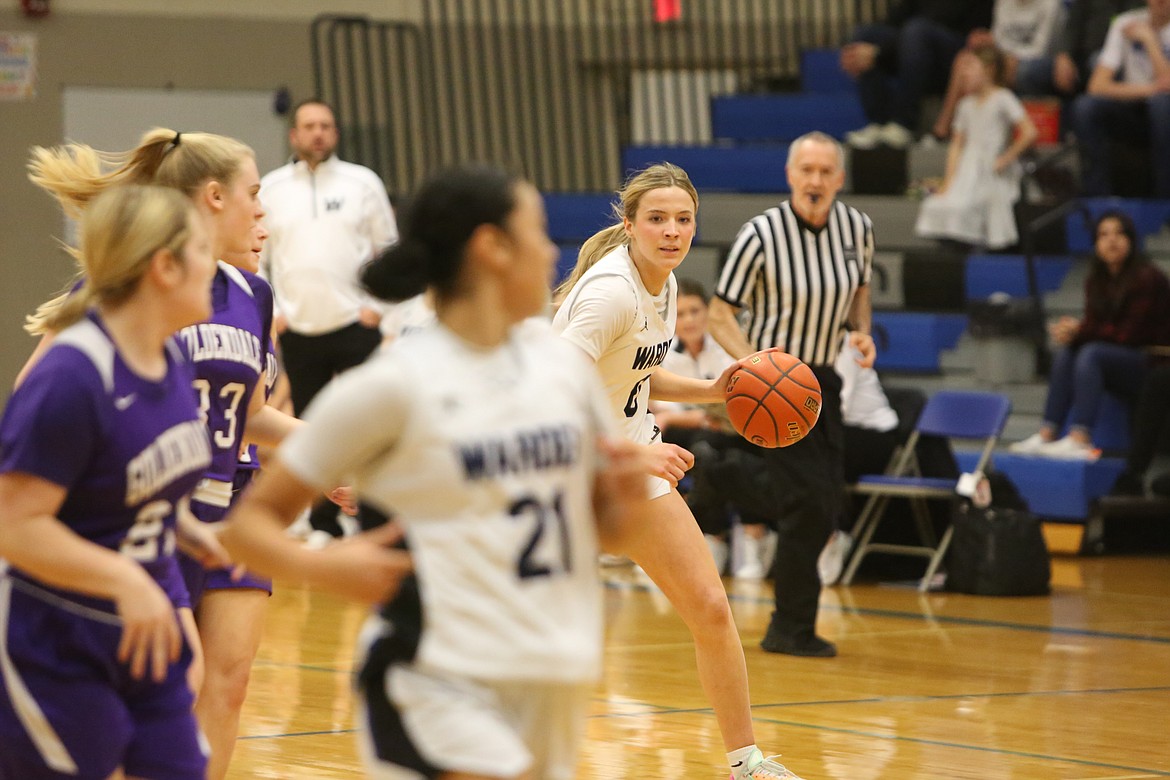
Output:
[{"xmin": 800, "ymin": 49, "xmax": 856, "ymax": 94}]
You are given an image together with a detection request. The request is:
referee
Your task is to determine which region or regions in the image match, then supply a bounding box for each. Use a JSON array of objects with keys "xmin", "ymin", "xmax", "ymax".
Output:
[{"xmin": 708, "ymin": 131, "xmax": 875, "ymax": 658}]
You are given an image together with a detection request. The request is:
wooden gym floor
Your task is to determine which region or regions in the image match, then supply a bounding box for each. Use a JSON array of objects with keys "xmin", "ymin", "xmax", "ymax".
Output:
[{"xmin": 229, "ymin": 538, "xmax": 1170, "ymax": 779}]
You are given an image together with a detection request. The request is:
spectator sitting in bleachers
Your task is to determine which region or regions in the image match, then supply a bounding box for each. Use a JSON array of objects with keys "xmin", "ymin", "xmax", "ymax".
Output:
[
  {"xmin": 915, "ymin": 45, "xmax": 1038, "ymax": 250},
  {"xmin": 1011, "ymin": 210, "xmax": 1170, "ymax": 459},
  {"xmin": 1050, "ymin": 0, "xmax": 1146, "ymax": 97},
  {"xmin": 931, "ymin": 0, "xmax": 1065, "ymax": 141},
  {"xmin": 841, "ymin": 0, "xmax": 994, "ymax": 149},
  {"xmin": 651, "ymin": 279, "xmax": 776, "ymax": 579},
  {"xmin": 1070, "ymin": 0, "xmax": 1170, "ymax": 197}
]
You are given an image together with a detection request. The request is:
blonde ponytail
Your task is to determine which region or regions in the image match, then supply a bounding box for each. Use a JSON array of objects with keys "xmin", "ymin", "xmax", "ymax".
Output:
[
  {"xmin": 26, "ymin": 128, "xmax": 252, "ymax": 333},
  {"xmin": 554, "ymin": 223, "xmax": 626, "ymax": 302},
  {"xmin": 37, "ymin": 185, "xmax": 195, "ymax": 333},
  {"xmin": 39, "ymin": 281, "xmax": 94, "ymax": 335},
  {"xmin": 25, "ymin": 279, "xmax": 81, "ymax": 336}
]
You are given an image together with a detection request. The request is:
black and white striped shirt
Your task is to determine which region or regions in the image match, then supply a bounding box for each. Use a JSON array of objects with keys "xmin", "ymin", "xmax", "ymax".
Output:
[{"xmin": 715, "ymin": 199, "xmax": 873, "ymax": 367}]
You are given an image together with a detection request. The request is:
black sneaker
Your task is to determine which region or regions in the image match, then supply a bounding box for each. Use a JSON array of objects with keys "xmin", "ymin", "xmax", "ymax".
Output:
[{"xmin": 760, "ymin": 632, "xmax": 837, "ymax": 658}]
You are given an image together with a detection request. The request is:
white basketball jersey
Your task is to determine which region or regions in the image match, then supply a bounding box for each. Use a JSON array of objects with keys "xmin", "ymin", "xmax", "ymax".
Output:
[
  {"xmin": 553, "ymin": 245, "xmax": 677, "ymax": 444},
  {"xmin": 280, "ymin": 321, "xmax": 612, "ymax": 683}
]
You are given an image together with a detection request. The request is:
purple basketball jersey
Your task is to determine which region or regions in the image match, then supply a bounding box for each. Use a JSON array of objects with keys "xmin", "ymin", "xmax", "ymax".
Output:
[
  {"xmin": 175, "ymin": 262, "xmax": 273, "ymax": 484},
  {"xmin": 0, "ymin": 313, "xmax": 211, "ymax": 609},
  {"xmin": 0, "ymin": 311, "xmax": 211, "ymax": 779},
  {"xmin": 177, "ymin": 264, "xmax": 276, "ymax": 603}
]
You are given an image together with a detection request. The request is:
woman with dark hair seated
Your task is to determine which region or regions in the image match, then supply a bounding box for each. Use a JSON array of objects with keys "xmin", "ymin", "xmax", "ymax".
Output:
[{"xmin": 1012, "ymin": 209, "xmax": 1170, "ymax": 459}]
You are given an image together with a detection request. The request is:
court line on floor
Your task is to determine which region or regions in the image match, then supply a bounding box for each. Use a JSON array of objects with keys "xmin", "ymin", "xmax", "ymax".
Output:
[
  {"xmin": 592, "ymin": 684, "xmax": 1170, "ymax": 718},
  {"xmin": 239, "ymin": 728, "xmax": 356, "ymax": 741},
  {"xmin": 590, "ymin": 699, "xmax": 1170, "ymax": 776},
  {"xmin": 235, "ymin": 692, "xmax": 1170, "ymax": 776}
]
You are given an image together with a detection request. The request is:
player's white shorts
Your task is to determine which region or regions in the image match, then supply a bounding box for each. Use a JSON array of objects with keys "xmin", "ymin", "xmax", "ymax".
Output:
[
  {"xmin": 357, "ymin": 663, "xmax": 589, "ymax": 780},
  {"xmin": 643, "ymin": 423, "xmax": 675, "ymax": 501},
  {"xmin": 647, "ymin": 474, "xmax": 672, "ymax": 500}
]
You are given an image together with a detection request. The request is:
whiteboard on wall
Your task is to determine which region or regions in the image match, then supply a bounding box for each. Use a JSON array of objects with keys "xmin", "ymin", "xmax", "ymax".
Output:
[{"xmin": 63, "ymin": 86, "xmax": 288, "ymax": 178}]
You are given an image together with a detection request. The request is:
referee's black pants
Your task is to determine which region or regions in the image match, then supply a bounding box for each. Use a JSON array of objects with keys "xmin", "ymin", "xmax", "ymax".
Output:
[
  {"xmin": 280, "ymin": 320, "xmax": 382, "ymax": 536},
  {"xmin": 759, "ymin": 366, "xmax": 844, "ymax": 643}
]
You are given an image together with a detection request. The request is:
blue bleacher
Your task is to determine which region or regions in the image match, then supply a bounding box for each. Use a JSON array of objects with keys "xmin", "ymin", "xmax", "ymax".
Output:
[
  {"xmin": 1065, "ymin": 198, "xmax": 1170, "ymax": 252},
  {"xmin": 556, "ymin": 245, "xmax": 579, "ymax": 285},
  {"xmin": 543, "ymin": 193, "xmax": 616, "ymax": 243},
  {"xmin": 958, "ymin": 451, "xmax": 1125, "ymax": 520},
  {"xmin": 711, "ymin": 94, "xmax": 866, "ymax": 143},
  {"xmin": 800, "ymin": 49, "xmax": 855, "ymax": 94},
  {"xmin": 964, "ymin": 255, "xmax": 1074, "ymax": 300},
  {"xmin": 621, "ymin": 145, "xmax": 790, "ymax": 193},
  {"xmin": 872, "ymin": 312, "xmax": 967, "ymax": 372}
]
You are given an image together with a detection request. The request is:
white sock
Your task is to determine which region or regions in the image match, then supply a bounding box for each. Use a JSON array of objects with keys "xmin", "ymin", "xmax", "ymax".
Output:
[{"xmin": 728, "ymin": 745, "xmax": 760, "ymax": 776}]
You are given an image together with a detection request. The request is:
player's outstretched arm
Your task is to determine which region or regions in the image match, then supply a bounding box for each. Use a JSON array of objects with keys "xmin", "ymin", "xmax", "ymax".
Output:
[
  {"xmin": 648, "ymin": 363, "xmax": 738, "ymax": 404},
  {"xmin": 219, "ymin": 459, "xmax": 411, "ymax": 604},
  {"xmin": 243, "ymin": 380, "xmax": 302, "ymax": 448}
]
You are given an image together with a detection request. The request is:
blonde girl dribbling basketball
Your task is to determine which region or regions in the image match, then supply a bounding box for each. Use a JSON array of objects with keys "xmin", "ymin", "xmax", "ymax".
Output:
[{"xmin": 552, "ymin": 162, "xmax": 804, "ymax": 780}]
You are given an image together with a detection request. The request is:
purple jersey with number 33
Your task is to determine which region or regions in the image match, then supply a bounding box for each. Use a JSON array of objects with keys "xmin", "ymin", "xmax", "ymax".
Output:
[{"xmin": 176, "ymin": 262, "xmax": 273, "ymax": 484}]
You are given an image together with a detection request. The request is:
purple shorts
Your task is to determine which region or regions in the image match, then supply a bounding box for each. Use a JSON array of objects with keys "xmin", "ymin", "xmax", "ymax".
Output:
[
  {"xmin": 182, "ymin": 470, "xmax": 272, "ymax": 608},
  {"xmin": 0, "ymin": 578, "xmax": 207, "ymax": 779}
]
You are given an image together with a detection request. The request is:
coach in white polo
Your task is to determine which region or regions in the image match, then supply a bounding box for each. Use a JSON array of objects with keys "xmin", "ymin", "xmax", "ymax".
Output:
[
  {"xmin": 260, "ymin": 98, "xmax": 398, "ymax": 538},
  {"xmin": 708, "ymin": 130, "xmax": 876, "ymax": 659}
]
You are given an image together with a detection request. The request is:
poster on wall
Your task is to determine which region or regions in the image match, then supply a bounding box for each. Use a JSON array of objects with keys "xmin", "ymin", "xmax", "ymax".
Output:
[{"xmin": 0, "ymin": 32, "xmax": 37, "ymax": 100}]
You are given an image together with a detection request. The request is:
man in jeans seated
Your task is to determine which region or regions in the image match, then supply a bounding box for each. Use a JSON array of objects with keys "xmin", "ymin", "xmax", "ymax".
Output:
[
  {"xmin": 841, "ymin": 0, "xmax": 995, "ymax": 148},
  {"xmin": 1070, "ymin": 0, "xmax": 1170, "ymax": 196}
]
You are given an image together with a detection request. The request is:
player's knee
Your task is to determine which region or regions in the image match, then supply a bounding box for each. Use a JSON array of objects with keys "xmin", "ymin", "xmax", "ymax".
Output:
[
  {"xmin": 205, "ymin": 657, "xmax": 254, "ymax": 709},
  {"xmin": 684, "ymin": 583, "xmax": 735, "ymax": 631}
]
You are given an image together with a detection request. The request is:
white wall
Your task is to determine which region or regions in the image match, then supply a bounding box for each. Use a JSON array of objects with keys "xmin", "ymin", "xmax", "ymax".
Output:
[{"xmin": 64, "ymin": 86, "xmax": 288, "ymax": 176}]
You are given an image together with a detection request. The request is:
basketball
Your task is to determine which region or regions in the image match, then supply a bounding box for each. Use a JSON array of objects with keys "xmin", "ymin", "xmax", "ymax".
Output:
[{"xmin": 724, "ymin": 348, "xmax": 821, "ymax": 448}]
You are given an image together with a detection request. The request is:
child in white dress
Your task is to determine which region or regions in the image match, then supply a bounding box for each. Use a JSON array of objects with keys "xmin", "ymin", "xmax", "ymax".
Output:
[{"xmin": 916, "ymin": 44, "xmax": 1038, "ymax": 250}]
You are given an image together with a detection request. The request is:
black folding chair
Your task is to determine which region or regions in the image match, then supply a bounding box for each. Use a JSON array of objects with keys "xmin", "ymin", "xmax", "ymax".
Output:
[{"xmin": 840, "ymin": 390, "xmax": 1012, "ymax": 592}]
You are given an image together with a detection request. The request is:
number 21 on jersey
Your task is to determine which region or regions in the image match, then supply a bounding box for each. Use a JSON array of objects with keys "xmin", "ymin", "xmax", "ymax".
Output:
[{"xmin": 508, "ymin": 489, "xmax": 571, "ymax": 579}]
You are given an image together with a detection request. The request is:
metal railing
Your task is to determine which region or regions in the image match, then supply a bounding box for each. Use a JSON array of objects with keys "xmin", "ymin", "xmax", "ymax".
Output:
[{"xmin": 311, "ymin": 1, "xmax": 892, "ymax": 197}]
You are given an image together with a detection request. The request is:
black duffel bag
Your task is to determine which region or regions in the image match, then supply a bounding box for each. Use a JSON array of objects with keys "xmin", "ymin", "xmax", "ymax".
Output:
[{"xmin": 946, "ymin": 502, "xmax": 1051, "ymax": 596}]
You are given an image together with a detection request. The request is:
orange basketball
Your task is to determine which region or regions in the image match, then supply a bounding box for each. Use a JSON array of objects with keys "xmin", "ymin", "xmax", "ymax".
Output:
[{"xmin": 724, "ymin": 348, "xmax": 821, "ymax": 448}]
